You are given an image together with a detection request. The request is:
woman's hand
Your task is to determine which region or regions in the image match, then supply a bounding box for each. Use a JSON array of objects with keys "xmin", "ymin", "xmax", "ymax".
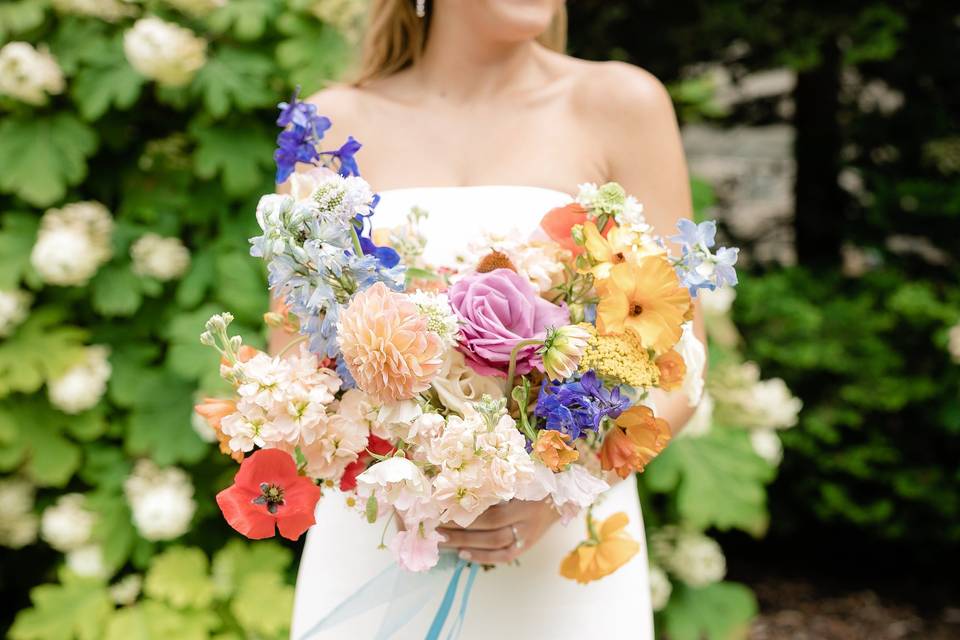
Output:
[{"xmin": 438, "ymin": 499, "xmax": 560, "ymax": 564}]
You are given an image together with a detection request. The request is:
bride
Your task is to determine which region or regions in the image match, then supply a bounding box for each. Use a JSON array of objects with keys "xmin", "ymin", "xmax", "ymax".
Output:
[{"xmin": 284, "ymin": 0, "xmax": 704, "ymax": 637}]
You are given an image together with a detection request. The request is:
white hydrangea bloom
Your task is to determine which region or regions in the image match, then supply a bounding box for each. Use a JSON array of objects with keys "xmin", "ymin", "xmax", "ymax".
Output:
[
  {"xmin": 668, "ymin": 531, "xmax": 727, "ymax": 587},
  {"xmin": 51, "ymin": 0, "xmax": 137, "ymax": 21},
  {"xmin": 66, "ymin": 544, "xmax": 107, "ymax": 578},
  {"xmin": 48, "ymin": 345, "xmax": 112, "ymax": 414},
  {"xmin": 750, "ymin": 428, "xmax": 784, "ymax": 466},
  {"xmin": 40, "ymin": 493, "xmax": 96, "ymax": 552},
  {"xmin": 0, "ymin": 42, "xmax": 65, "ymax": 105},
  {"xmin": 163, "ymin": 0, "xmax": 225, "ymax": 17},
  {"xmin": 0, "ymin": 477, "xmax": 39, "ymax": 549},
  {"xmin": 124, "ymin": 17, "xmax": 207, "ymax": 87},
  {"xmin": 947, "ymin": 323, "xmax": 960, "ymax": 363},
  {"xmin": 130, "ymin": 233, "xmax": 191, "ymax": 281},
  {"xmin": 0, "ymin": 289, "xmax": 31, "ymax": 337},
  {"xmin": 649, "ymin": 564, "xmax": 673, "ymax": 611},
  {"xmin": 124, "ymin": 460, "xmax": 196, "ymax": 541},
  {"xmin": 743, "ymin": 377, "xmax": 802, "ymax": 430},
  {"xmin": 409, "ymin": 290, "xmax": 461, "ymax": 347},
  {"xmin": 31, "ymin": 201, "xmax": 114, "ymax": 287},
  {"xmin": 109, "ymin": 574, "xmax": 143, "ymax": 605}
]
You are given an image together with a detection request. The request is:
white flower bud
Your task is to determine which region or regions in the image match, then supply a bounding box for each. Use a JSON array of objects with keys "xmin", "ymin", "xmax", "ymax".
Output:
[
  {"xmin": 40, "ymin": 493, "xmax": 96, "ymax": 552},
  {"xmin": 66, "ymin": 544, "xmax": 107, "ymax": 578},
  {"xmin": 31, "ymin": 202, "xmax": 114, "ymax": 287},
  {"xmin": 48, "ymin": 345, "xmax": 111, "ymax": 414},
  {"xmin": 668, "ymin": 532, "xmax": 726, "ymax": 587},
  {"xmin": 130, "ymin": 233, "xmax": 191, "ymax": 281},
  {"xmin": 123, "ymin": 460, "xmax": 196, "ymax": 541}
]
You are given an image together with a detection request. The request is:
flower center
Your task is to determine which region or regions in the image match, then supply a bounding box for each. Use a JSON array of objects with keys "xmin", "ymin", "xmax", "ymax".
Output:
[
  {"xmin": 614, "ymin": 251, "xmax": 626, "ymax": 263},
  {"xmin": 253, "ymin": 482, "xmax": 285, "ymax": 514},
  {"xmin": 630, "ymin": 303, "xmax": 644, "ymax": 316}
]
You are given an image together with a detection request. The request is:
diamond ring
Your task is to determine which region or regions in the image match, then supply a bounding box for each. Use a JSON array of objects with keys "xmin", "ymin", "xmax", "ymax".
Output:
[{"xmin": 511, "ymin": 524, "xmax": 525, "ymax": 550}]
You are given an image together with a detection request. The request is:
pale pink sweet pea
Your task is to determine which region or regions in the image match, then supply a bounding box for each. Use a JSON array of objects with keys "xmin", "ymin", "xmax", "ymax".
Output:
[
  {"xmin": 449, "ymin": 268, "xmax": 569, "ymax": 377},
  {"xmin": 551, "ymin": 464, "xmax": 610, "ymax": 525},
  {"xmin": 355, "ymin": 456, "xmax": 430, "ymax": 512},
  {"xmin": 389, "ymin": 525, "xmax": 446, "ymax": 572}
]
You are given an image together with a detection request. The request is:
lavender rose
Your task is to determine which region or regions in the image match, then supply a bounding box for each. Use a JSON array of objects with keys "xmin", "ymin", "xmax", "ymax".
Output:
[{"xmin": 449, "ymin": 268, "xmax": 570, "ymax": 377}]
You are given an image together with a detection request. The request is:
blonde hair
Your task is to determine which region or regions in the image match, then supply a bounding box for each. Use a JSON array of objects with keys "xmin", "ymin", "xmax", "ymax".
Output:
[{"xmin": 353, "ymin": 0, "xmax": 568, "ymax": 85}]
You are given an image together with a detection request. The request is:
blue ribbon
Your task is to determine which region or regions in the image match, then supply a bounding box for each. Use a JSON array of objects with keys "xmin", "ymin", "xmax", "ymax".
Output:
[{"xmin": 298, "ymin": 554, "xmax": 480, "ymax": 640}]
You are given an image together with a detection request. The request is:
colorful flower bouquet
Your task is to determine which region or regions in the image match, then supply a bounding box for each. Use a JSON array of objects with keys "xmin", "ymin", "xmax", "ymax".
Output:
[{"xmin": 196, "ymin": 92, "xmax": 739, "ymax": 585}]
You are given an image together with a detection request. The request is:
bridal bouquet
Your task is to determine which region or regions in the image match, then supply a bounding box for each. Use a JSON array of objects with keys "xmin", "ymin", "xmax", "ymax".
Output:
[{"xmin": 196, "ymin": 92, "xmax": 739, "ymax": 585}]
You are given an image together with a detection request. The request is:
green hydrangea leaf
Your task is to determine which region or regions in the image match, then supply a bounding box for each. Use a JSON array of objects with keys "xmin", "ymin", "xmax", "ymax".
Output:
[
  {"xmin": 206, "ymin": 0, "xmax": 280, "ymax": 41},
  {"xmin": 64, "ymin": 406, "xmax": 108, "ymax": 441},
  {"xmin": 163, "ymin": 304, "xmax": 225, "ymax": 383},
  {"xmin": 9, "ymin": 579, "xmax": 113, "ymax": 640},
  {"xmin": 0, "ymin": 399, "xmax": 83, "ymax": 486},
  {"xmin": 230, "ymin": 571, "xmax": 294, "ymax": 638},
  {"xmin": 215, "ymin": 250, "xmax": 267, "ymax": 325},
  {"xmin": 0, "ymin": 212, "xmax": 39, "ymax": 289},
  {"xmin": 92, "ymin": 264, "xmax": 144, "ymax": 317},
  {"xmin": 211, "ymin": 539, "xmax": 292, "ymax": 599},
  {"xmin": 0, "ymin": 114, "xmax": 98, "ymax": 207},
  {"xmin": 144, "ymin": 547, "xmax": 216, "ymax": 609},
  {"xmin": 192, "ymin": 46, "xmax": 276, "ymax": 119},
  {"xmin": 0, "ymin": 0, "xmax": 47, "ymax": 41},
  {"xmin": 71, "ymin": 36, "xmax": 144, "ymax": 120},
  {"xmin": 87, "ymin": 490, "xmax": 136, "ymax": 573},
  {"xmin": 0, "ymin": 308, "xmax": 88, "ymax": 398},
  {"xmin": 643, "ymin": 429, "xmax": 776, "ymax": 533},
  {"xmin": 107, "ymin": 344, "xmax": 160, "ymax": 409},
  {"xmin": 661, "ymin": 582, "xmax": 757, "ymax": 640},
  {"xmin": 105, "ymin": 601, "xmax": 216, "ymax": 640},
  {"xmin": 124, "ymin": 372, "xmax": 207, "ymax": 465},
  {"xmin": 276, "ymin": 14, "xmax": 350, "ymax": 94},
  {"xmin": 190, "ymin": 118, "xmax": 275, "ymax": 197},
  {"xmin": 78, "ymin": 444, "xmax": 132, "ymax": 491},
  {"xmin": 176, "ymin": 249, "xmax": 216, "ymax": 308}
]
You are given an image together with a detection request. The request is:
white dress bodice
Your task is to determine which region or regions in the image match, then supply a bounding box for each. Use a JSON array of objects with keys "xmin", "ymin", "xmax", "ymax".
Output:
[{"xmin": 291, "ymin": 186, "xmax": 653, "ymax": 640}]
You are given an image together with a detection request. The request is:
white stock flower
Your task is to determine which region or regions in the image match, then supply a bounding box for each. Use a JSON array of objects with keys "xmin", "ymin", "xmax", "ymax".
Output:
[
  {"xmin": 48, "ymin": 345, "xmax": 112, "ymax": 414},
  {"xmin": 947, "ymin": 323, "xmax": 960, "ymax": 363},
  {"xmin": 51, "ymin": 0, "xmax": 137, "ymax": 21},
  {"xmin": 109, "ymin": 574, "xmax": 143, "ymax": 605},
  {"xmin": 0, "ymin": 477, "xmax": 39, "ymax": 548},
  {"xmin": 668, "ymin": 532, "xmax": 726, "ymax": 587},
  {"xmin": 430, "ymin": 350, "xmax": 504, "ymax": 416},
  {"xmin": 124, "ymin": 17, "xmax": 207, "ymax": 87},
  {"xmin": 124, "ymin": 460, "xmax": 196, "ymax": 541},
  {"xmin": 163, "ymin": 0, "xmax": 226, "ymax": 17},
  {"xmin": 0, "ymin": 289, "xmax": 31, "ymax": 337},
  {"xmin": 0, "ymin": 42, "xmax": 65, "ymax": 105},
  {"xmin": 679, "ymin": 391, "xmax": 714, "ymax": 439},
  {"xmin": 40, "ymin": 493, "xmax": 96, "ymax": 552},
  {"xmin": 66, "ymin": 544, "xmax": 107, "ymax": 578},
  {"xmin": 750, "ymin": 429, "xmax": 784, "ymax": 466},
  {"xmin": 31, "ymin": 201, "xmax": 114, "ymax": 287},
  {"xmin": 676, "ymin": 323, "xmax": 706, "ymax": 406},
  {"xmin": 649, "ymin": 564, "xmax": 673, "ymax": 611},
  {"xmin": 130, "ymin": 233, "xmax": 191, "ymax": 281}
]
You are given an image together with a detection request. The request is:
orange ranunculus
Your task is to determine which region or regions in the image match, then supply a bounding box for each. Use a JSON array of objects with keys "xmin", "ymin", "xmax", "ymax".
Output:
[
  {"xmin": 655, "ymin": 349, "xmax": 687, "ymax": 391},
  {"xmin": 534, "ymin": 429, "xmax": 579, "ymax": 471},
  {"xmin": 616, "ymin": 406, "xmax": 671, "ymax": 471},
  {"xmin": 541, "ymin": 203, "xmax": 589, "ymax": 255},
  {"xmin": 599, "ymin": 425, "xmax": 640, "ymax": 479},
  {"xmin": 560, "ymin": 512, "xmax": 640, "ymax": 584},
  {"xmin": 595, "ymin": 257, "xmax": 691, "ymax": 353},
  {"xmin": 195, "ymin": 397, "xmax": 243, "ymax": 462}
]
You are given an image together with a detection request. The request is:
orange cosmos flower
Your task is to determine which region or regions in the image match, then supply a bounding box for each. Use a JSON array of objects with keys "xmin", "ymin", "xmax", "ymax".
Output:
[
  {"xmin": 560, "ymin": 512, "xmax": 640, "ymax": 584},
  {"xmin": 534, "ymin": 429, "xmax": 580, "ymax": 471},
  {"xmin": 595, "ymin": 257, "xmax": 691, "ymax": 353},
  {"xmin": 195, "ymin": 397, "xmax": 243, "ymax": 462},
  {"xmin": 655, "ymin": 349, "xmax": 687, "ymax": 391}
]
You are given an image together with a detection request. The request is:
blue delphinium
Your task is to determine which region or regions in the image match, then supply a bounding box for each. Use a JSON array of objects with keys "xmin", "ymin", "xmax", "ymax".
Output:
[
  {"xmin": 671, "ymin": 219, "xmax": 740, "ymax": 297},
  {"xmin": 274, "ymin": 89, "xmax": 332, "ymax": 183},
  {"xmin": 535, "ymin": 371, "xmax": 631, "ymax": 440},
  {"xmin": 323, "ymin": 136, "xmax": 363, "ymax": 177}
]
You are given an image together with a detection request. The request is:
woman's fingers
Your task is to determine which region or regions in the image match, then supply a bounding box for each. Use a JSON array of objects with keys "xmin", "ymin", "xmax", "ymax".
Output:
[
  {"xmin": 437, "ymin": 525, "xmax": 516, "ymax": 550},
  {"xmin": 462, "ymin": 500, "xmax": 532, "ymax": 530},
  {"xmin": 457, "ymin": 545, "xmax": 521, "ymax": 565}
]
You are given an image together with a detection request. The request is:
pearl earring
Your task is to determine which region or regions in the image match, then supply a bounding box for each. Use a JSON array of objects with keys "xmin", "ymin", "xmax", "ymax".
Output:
[{"xmin": 416, "ymin": 0, "xmax": 426, "ymax": 18}]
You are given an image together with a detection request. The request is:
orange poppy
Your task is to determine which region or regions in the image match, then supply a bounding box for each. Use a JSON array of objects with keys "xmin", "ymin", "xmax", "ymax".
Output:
[
  {"xmin": 560, "ymin": 512, "xmax": 640, "ymax": 584},
  {"xmin": 534, "ymin": 429, "xmax": 580, "ymax": 472},
  {"xmin": 655, "ymin": 349, "xmax": 687, "ymax": 391}
]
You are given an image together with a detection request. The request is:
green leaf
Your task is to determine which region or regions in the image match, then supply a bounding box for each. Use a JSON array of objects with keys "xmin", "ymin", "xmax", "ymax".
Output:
[
  {"xmin": 0, "ymin": 399, "xmax": 85, "ymax": 486},
  {"xmin": 231, "ymin": 571, "xmax": 294, "ymax": 637},
  {"xmin": 125, "ymin": 371, "xmax": 208, "ymax": 465},
  {"xmin": 163, "ymin": 304, "xmax": 224, "ymax": 383},
  {"xmin": 0, "ymin": 0, "xmax": 47, "ymax": 41},
  {"xmin": 87, "ymin": 490, "xmax": 136, "ymax": 573},
  {"xmin": 662, "ymin": 582, "xmax": 757, "ymax": 640},
  {"xmin": 276, "ymin": 15, "xmax": 351, "ymax": 93},
  {"xmin": 0, "ymin": 212, "xmax": 39, "ymax": 289},
  {"xmin": 105, "ymin": 601, "xmax": 216, "ymax": 640},
  {"xmin": 0, "ymin": 114, "xmax": 98, "ymax": 207},
  {"xmin": 643, "ymin": 429, "xmax": 776, "ymax": 533},
  {"xmin": 190, "ymin": 118, "xmax": 275, "ymax": 197},
  {"xmin": 144, "ymin": 547, "xmax": 216, "ymax": 609},
  {"xmin": 92, "ymin": 264, "xmax": 144, "ymax": 317},
  {"xmin": 176, "ymin": 249, "xmax": 216, "ymax": 308},
  {"xmin": 71, "ymin": 36, "xmax": 144, "ymax": 120},
  {"xmin": 207, "ymin": 0, "xmax": 279, "ymax": 41},
  {"xmin": 9, "ymin": 579, "xmax": 113, "ymax": 640},
  {"xmin": 211, "ymin": 539, "xmax": 292, "ymax": 599},
  {"xmin": 0, "ymin": 308, "xmax": 88, "ymax": 398},
  {"xmin": 192, "ymin": 46, "xmax": 275, "ymax": 118},
  {"xmin": 215, "ymin": 250, "xmax": 267, "ymax": 325}
]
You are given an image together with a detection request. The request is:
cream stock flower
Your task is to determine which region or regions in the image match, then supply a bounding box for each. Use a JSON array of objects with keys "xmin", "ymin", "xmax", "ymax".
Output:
[
  {"xmin": 124, "ymin": 17, "xmax": 207, "ymax": 87},
  {"xmin": 0, "ymin": 42, "xmax": 64, "ymax": 105}
]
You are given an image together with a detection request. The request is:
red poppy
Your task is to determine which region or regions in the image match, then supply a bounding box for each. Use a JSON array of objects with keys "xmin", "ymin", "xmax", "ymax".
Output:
[
  {"xmin": 540, "ymin": 203, "xmax": 615, "ymax": 256},
  {"xmin": 339, "ymin": 434, "xmax": 395, "ymax": 491},
  {"xmin": 216, "ymin": 448, "xmax": 321, "ymax": 540}
]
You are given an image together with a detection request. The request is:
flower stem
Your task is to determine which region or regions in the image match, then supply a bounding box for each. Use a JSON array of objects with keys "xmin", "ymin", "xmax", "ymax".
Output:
[
  {"xmin": 276, "ymin": 334, "xmax": 308, "ymax": 358},
  {"xmin": 504, "ymin": 338, "xmax": 543, "ymax": 394},
  {"xmin": 349, "ymin": 223, "xmax": 364, "ymax": 258}
]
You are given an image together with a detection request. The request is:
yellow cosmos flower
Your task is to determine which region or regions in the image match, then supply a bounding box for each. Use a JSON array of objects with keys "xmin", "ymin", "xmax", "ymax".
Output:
[
  {"xmin": 596, "ymin": 257, "xmax": 691, "ymax": 354},
  {"xmin": 560, "ymin": 512, "xmax": 640, "ymax": 584}
]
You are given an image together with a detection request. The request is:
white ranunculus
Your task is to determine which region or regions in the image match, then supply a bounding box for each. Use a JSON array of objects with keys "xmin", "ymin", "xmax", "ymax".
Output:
[
  {"xmin": 948, "ymin": 323, "xmax": 960, "ymax": 363},
  {"xmin": 675, "ymin": 323, "xmax": 706, "ymax": 406},
  {"xmin": 163, "ymin": 0, "xmax": 225, "ymax": 17},
  {"xmin": 431, "ymin": 350, "xmax": 504, "ymax": 417},
  {"xmin": 0, "ymin": 289, "xmax": 31, "ymax": 337},
  {"xmin": 0, "ymin": 42, "xmax": 65, "ymax": 105},
  {"xmin": 124, "ymin": 17, "xmax": 207, "ymax": 87},
  {"xmin": 66, "ymin": 544, "xmax": 107, "ymax": 578},
  {"xmin": 109, "ymin": 574, "xmax": 143, "ymax": 605},
  {"xmin": 679, "ymin": 391, "xmax": 714, "ymax": 439},
  {"xmin": 0, "ymin": 477, "xmax": 39, "ymax": 549},
  {"xmin": 668, "ymin": 532, "xmax": 726, "ymax": 587},
  {"xmin": 48, "ymin": 345, "xmax": 111, "ymax": 414},
  {"xmin": 124, "ymin": 460, "xmax": 196, "ymax": 541},
  {"xmin": 750, "ymin": 428, "xmax": 784, "ymax": 466},
  {"xmin": 51, "ymin": 0, "xmax": 137, "ymax": 21},
  {"xmin": 648, "ymin": 564, "xmax": 673, "ymax": 611},
  {"xmin": 699, "ymin": 287, "xmax": 736, "ymax": 316},
  {"xmin": 31, "ymin": 201, "xmax": 114, "ymax": 287},
  {"xmin": 130, "ymin": 233, "xmax": 191, "ymax": 281},
  {"xmin": 40, "ymin": 493, "xmax": 96, "ymax": 552}
]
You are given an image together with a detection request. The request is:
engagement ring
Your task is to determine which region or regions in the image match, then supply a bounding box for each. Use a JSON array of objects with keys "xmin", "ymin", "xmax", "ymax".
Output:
[{"xmin": 511, "ymin": 525, "xmax": 525, "ymax": 550}]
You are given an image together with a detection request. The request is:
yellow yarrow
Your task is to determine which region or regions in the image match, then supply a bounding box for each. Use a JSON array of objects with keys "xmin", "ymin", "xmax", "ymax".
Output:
[{"xmin": 578, "ymin": 324, "xmax": 660, "ymax": 389}]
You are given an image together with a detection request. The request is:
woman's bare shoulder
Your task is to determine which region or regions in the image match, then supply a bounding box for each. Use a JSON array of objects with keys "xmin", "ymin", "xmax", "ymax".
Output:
[
  {"xmin": 303, "ymin": 83, "xmax": 367, "ymax": 130},
  {"xmin": 570, "ymin": 59, "xmax": 676, "ymax": 132}
]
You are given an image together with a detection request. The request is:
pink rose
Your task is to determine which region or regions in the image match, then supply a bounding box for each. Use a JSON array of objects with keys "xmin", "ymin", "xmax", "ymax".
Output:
[{"xmin": 449, "ymin": 268, "xmax": 569, "ymax": 377}]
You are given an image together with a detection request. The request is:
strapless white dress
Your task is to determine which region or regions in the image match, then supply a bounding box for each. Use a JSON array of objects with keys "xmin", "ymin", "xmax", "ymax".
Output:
[{"xmin": 290, "ymin": 186, "xmax": 654, "ymax": 640}]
